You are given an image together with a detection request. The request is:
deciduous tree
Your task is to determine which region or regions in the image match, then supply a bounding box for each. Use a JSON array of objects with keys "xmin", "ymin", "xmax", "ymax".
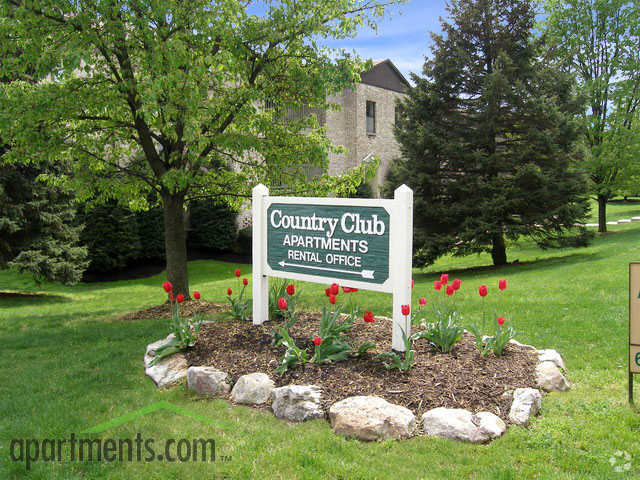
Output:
[
  {"xmin": 543, "ymin": 0, "xmax": 640, "ymax": 232},
  {"xmin": 0, "ymin": 0, "xmax": 396, "ymax": 295}
]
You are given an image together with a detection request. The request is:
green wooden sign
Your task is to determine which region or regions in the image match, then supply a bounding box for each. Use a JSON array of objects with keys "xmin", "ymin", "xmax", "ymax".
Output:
[{"xmin": 266, "ymin": 203, "xmax": 390, "ymax": 284}]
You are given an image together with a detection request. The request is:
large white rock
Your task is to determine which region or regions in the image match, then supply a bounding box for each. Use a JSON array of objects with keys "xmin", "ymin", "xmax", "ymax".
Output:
[
  {"xmin": 535, "ymin": 361, "xmax": 570, "ymax": 392},
  {"xmin": 144, "ymin": 335, "xmax": 188, "ymax": 388},
  {"xmin": 329, "ymin": 396, "xmax": 416, "ymax": 441},
  {"xmin": 475, "ymin": 412, "xmax": 507, "ymax": 439},
  {"xmin": 271, "ymin": 385, "xmax": 324, "ymax": 422},
  {"xmin": 537, "ymin": 349, "xmax": 566, "ymax": 371},
  {"xmin": 508, "ymin": 339, "xmax": 536, "ymax": 350},
  {"xmin": 187, "ymin": 367, "xmax": 230, "ymax": 397},
  {"xmin": 508, "ymin": 388, "xmax": 542, "ymax": 425},
  {"xmin": 421, "ymin": 408, "xmax": 500, "ymax": 443},
  {"xmin": 230, "ymin": 373, "xmax": 275, "ymax": 405}
]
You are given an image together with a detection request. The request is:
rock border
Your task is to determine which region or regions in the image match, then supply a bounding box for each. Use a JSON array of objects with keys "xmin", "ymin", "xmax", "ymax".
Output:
[{"xmin": 143, "ymin": 337, "xmax": 570, "ymax": 443}]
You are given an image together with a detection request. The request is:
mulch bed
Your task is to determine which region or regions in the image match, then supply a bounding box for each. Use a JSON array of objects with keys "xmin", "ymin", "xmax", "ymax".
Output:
[
  {"xmin": 119, "ymin": 300, "xmax": 229, "ymax": 321},
  {"xmin": 186, "ymin": 314, "xmax": 538, "ymax": 422}
]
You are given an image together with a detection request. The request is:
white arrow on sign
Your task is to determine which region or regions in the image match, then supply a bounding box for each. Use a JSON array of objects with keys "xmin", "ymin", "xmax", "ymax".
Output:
[{"xmin": 277, "ymin": 260, "xmax": 375, "ymax": 279}]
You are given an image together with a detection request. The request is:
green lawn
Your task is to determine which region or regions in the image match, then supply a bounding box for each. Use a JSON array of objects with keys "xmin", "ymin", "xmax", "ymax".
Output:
[
  {"xmin": 2, "ymin": 218, "xmax": 640, "ymax": 479},
  {"xmin": 586, "ymin": 198, "xmax": 640, "ymax": 223}
]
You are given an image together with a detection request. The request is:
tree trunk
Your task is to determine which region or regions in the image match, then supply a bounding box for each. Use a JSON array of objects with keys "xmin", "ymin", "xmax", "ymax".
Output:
[
  {"xmin": 597, "ymin": 194, "xmax": 607, "ymax": 233},
  {"xmin": 162, "ymin": 192, "xmax": 189, "ymax": 297},
  {"xmin": 491, "ymin": 233, "xmax": 507, "ymax": 266}
]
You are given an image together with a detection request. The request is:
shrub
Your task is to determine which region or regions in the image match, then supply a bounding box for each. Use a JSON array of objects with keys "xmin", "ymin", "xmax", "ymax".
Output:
[
  {"xmin": 188, "ymin": 200, "xmax": 238, "ymax": 253},
  {"xmin": 135, "ymin": 207, "xmax": 165, "ymax": 262},
  {"xmin": 79, "ymin": 203, "xmax": 142, "ymax": 273}
]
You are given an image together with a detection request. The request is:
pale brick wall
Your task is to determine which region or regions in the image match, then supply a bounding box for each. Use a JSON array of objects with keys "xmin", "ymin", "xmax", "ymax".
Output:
[{"xmin": 325, "ymin": 84, "xmax": 406, "ymax": 196}]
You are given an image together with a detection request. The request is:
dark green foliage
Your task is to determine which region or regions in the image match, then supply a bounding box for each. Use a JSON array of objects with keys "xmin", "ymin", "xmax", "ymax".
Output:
[
  {"xmin": 79, "ymin": 203, "xmax": 143, "ymax": 274},
  {"xmin": 187, "ymin": 200, "xmax": 238, "ymax": 253},
  {"xmin": 79, "ymin": 198, "xmax": 237, "ymax": 275},
  {"xmin": 0, "ymin": 161, "xmax": 88, "ymax": 284},
  {"xmin": 350, "ymin": 181, "xmax": 374, "ymax": 199},
  {"xmin": 135, "ymin": 207, "xmax": 165, "ymax": 262},
  {"xmin": 386, "ymin": 0, "xmax": 591, "ymax": 267}
]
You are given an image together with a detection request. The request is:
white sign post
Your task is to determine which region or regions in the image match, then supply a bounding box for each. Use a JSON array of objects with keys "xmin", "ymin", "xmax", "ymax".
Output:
[{"xmin": 251, "ymin": 183, "xmax": 413, "ymax": 351}]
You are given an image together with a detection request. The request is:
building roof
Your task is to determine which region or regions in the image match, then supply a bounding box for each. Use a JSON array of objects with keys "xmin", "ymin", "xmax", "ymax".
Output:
[{"xmin": 360, "ymin": 59, "xmax": 411, "ymax": 93}]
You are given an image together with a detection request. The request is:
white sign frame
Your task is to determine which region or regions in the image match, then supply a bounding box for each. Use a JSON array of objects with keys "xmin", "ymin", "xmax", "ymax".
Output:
[{"xmin": 252, "ymin": 183, "xmax": 413, "ymax": 351}]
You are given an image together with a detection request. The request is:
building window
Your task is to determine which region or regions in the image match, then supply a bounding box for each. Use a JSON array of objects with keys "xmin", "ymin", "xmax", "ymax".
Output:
[{"xmin": 366, "ymin": 101, "xmax": 376, "ymax": 135}]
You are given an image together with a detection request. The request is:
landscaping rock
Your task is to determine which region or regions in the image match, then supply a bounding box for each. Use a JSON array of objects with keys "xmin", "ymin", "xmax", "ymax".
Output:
[
  {"xmin": 329, "ymin": 396, "xmax": 416, "ymax": 441},
  {"xmin": 230, "ymin": 373, "xmax": 275, "ymax": 405},
  {"xmin": 144, "ymin": 335, "xmax": 188, "ymax": 388},
  {"xmin": 187, "ymin": 367, "xmax": 230, "ymax": 396},
  {"xmin": 475, "ymin": 411, "xmax": 507, "ymax": 439},
  {"xmin": 422, "ymin": 408, "xmax": 489, "ymax": 443},
  {"xmin": 508, "ymin": 339, "xmax": 536, "ymax": 350},
  {"xmin": 537, "ymin": 349, "xmax": 566, "ymax": 371},
  {"xmin": 508, "ymin": 388, "xmax": 542, "ymax": 425},
  {"xmin": 271, "ymin": 385, "xmax": 324, "ymax": 422},
  {"xmin": 535, "ymin": 361, "xmax": 570, "ymax": 392}
]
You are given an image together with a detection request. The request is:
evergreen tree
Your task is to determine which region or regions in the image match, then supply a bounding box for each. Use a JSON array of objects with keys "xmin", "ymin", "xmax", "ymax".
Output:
[
  {"xmin": 0, "ymin": 160, "xmax": 88, "ymax": 284},
  {"xmin": 387, "ymin": 0, "xmax": 591, "ymax": 266}
]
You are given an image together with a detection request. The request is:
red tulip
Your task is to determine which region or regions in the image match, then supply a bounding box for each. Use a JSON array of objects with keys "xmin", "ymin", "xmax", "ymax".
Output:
[
  {"xmin": 177, "ymin": 293, "xmax": 185, "ymax": 303},
  {"xmin": 234, "ymin": 268, "xmax": 241, "ymax": 277},
  {"xmin": 313, "ymin": 336, "xmax": 323, "ymax": 346},
  {"xmin": 446, "ymin": 285, "xmax": 454, "ymax": 296},
  {"xmin": 169, "ymin": 293, "xmax": 174, "ymax": 301},
  {"xmin": 419, "ymin": 297, "xmax": 427, "ymax": 306},
  {"xmin": 497, "ymin": 316, "xmax": 506, "ymax": 326},
  {"xmin": 286, "ymin": 284, "xmax": 295, "ymax": 295},
  {"xmin": 329, "ymin": 294, "xmax": 336, "ymax": 305},
  {"xmin": 193, "ymin": 291, "xmax": 201, "ymax": 300},
  {"xmin": 440, "ymin": 273, "xmax": 449, "ymax": 285},
  {"xmin": 162, "ymin": 281, "xmax": 172, "ymax": 293},
  {"xmin": 478, "ymin": 285, "xmax": 488, "ymax": 297},
  {"xmin": 434, "ymin": 280, "xmax": 442, "ymax": 291},
  {"xmin": 499, "ymin": 279, "xmax": 507, "ymax": 291},
  {"xmin": 452, "ymin": 279, "xmax": 461, "ymax": 291},
  {"xmin": 227, "ymin": 288, "xmax": 232, "ymax": 296},
  {"xmin": 342, "ymin": 286, "xmax": 358, "ymax": 293},
  {"xmin": 242, "ymin": 278, "xmax": 248, "ymax": 286},
  {"xmin": 411, "ymin": 279, "xmax": 415, "ymax": 289},
  {"xmin": 277, "ymin": 297, "xmax": 288, "ymax": 310},
  {"xmin": 401, "ymin": 304, "xmax": 410, "ymax": 316},
  {"xmin": 330, "ymin": 283, "xmax": 339, "ymax": 295},
  {"xmin": 325, "ymin": 288, "xmax": 331, "ymax": 297},
  {"xmin": 364, "ymin": 311, "xmax": 375, "ymax": 323}
]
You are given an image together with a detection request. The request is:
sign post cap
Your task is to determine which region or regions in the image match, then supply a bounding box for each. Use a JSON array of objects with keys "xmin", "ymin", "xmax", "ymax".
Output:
[
  {"xmin": 394, "ymin": 184, "xmax": 413, "ymax": 195},
  {"xmin": 253, "ymin": 183, "xmax": 269, "ymax": 195}
]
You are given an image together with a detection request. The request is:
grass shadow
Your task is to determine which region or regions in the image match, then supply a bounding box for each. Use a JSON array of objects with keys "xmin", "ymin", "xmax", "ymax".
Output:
[
  {"xmin": 416, "ymin": 250, "xmax": 602, "ymax": 278},
  {"xmin": 0, "ymin": 291, "xmax": 71, "ymax": 305}
]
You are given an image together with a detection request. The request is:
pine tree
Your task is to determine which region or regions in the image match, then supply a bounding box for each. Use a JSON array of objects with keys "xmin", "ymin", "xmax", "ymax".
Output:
[
  {"xmin": 386, "ymin": 0, "xmax": 591, "ymax": 266},
  {"xmin": 0, "ymin": 160, "xmax": 88, "ymax": 285}
]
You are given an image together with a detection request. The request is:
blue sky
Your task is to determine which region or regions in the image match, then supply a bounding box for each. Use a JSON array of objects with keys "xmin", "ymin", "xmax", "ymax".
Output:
[
  {"xmin": 323, "ymin": 1, "xmax": 449, "ymax": 81},
  {"xmin": 247, "ymin": 1, "xmax": 450, "ymax": 81}
]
